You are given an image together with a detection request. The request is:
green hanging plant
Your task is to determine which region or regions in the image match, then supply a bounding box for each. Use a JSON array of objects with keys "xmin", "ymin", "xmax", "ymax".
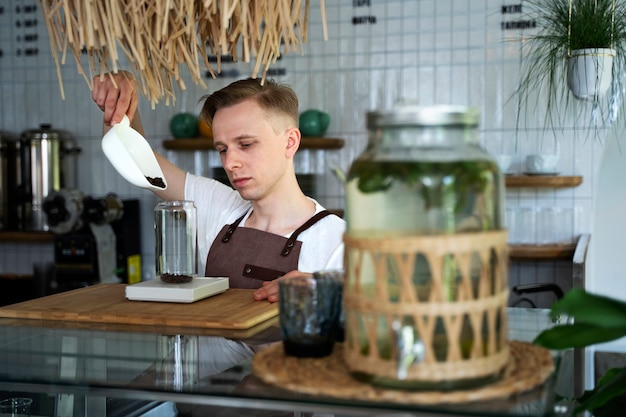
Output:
[
  {"xmin": 534, "ymin": 289, "xmax": 626, "ymax": 416},
  {"xmin": 512, "ymin": 0, "xmax": 626, "ymax": 134}
]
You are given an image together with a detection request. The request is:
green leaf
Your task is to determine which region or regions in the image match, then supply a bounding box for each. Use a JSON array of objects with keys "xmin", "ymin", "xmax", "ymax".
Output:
[
  {"xmin": 549, "ymin": 288, "xmax": 626, "ymax": 328},
  {"xmin": 534, "ymin": 323, "xmax": 626, "ymax": 349},
  {"xmin": 539, "ymin": 290, "xmax": 626, "ymax": 416},
  {"xmin": 599, "ymin": 367, "xmax": 626, "ymax": 386},
  {"xmin": 574, "ymin": 367, "xmax": 626, "ymax": 415}
]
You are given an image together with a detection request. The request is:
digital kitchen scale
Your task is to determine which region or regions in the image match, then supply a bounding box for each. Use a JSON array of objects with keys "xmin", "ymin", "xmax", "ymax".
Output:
[{"xmin": 125, "ymin": 277, "xmax": 229, "ymax": 303}]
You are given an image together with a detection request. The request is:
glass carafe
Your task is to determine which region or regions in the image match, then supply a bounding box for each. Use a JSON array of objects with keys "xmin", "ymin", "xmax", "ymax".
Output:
[
  {"xmin": 342, "ymin": 106, "xmax": 509, "ymax": 390},
  {"xmin": 155, "ymin": 200, "xmax": 198, "ymax": 283}
]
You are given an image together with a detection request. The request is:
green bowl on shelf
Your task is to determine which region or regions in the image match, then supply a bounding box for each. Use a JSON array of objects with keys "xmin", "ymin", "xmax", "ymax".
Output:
[
  {"xmin": 299, "ymin": 109, "xmax": 330, "ymax": 137},
  {"xmin": 170, "ymin": 113, "xmax": 199, "ymax": 138}
]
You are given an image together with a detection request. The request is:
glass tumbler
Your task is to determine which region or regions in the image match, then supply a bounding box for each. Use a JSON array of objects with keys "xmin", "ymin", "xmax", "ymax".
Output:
[
  {"xmin": 155, "ymin": 200, "xmax": 197, "ymax": 283},
  {"xmin": 279, "ymin": 272, "xmax": 343, "ymax": 358}
]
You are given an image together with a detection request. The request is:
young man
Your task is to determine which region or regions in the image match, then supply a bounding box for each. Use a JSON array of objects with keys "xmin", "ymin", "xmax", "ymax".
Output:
[{"xmin": 92, "ymin": 72, "xmax": 345, "ymax": 303}]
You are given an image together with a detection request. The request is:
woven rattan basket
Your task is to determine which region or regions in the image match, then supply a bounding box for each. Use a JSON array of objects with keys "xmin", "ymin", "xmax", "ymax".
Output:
[{"xmin": 343, "ymin": 230, "xmax": 509, "ymax": 389}]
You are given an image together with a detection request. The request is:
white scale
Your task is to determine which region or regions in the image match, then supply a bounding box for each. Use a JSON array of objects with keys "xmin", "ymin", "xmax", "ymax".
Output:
[{"xmin": 125, "ymin": 277, "xmax": 229, "ymax": 303}]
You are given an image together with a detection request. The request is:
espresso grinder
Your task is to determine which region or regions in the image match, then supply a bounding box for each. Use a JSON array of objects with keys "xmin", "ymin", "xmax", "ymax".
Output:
[{"xmin": 42, "ymin": 191, "xmax": 142, "ymax": 294}]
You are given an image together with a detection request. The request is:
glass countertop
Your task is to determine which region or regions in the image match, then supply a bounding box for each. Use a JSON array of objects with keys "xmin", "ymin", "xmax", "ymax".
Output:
[{"xmin": 0, "ymin": 308, "xmax": 573, "ymax": 417}]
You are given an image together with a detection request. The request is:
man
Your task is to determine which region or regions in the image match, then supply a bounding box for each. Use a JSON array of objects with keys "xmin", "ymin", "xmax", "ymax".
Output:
[{"xmin": 92, "ymin": 72, "xmax": 345, "ymax": 302}]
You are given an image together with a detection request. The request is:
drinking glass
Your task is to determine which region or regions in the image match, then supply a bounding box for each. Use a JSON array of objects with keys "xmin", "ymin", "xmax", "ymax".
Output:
[{"xmin": 279, "ymin": 272, "xmax": 343, "ymax": 358}]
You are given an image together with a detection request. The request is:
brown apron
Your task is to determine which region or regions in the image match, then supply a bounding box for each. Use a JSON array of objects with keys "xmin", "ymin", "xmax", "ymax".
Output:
[{"xmin": 204, "ymin": 210, "xmax": 333, "ymax": 289}]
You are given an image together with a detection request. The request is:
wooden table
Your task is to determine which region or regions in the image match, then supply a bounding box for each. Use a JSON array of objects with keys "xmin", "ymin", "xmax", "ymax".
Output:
[{"xmin": 0, "ymin": 283, "xmax": 279, "ymax": 338}]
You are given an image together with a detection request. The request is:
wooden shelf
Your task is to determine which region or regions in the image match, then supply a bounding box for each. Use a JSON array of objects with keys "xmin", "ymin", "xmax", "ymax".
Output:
[
  {"xmin": 509, "ymin": 243, "xmax": 577, "ymax": 260},
  {"xmin": 163, "ymin": 136, "xmax": 345, "ymax": 151},
  {"xmin": 0, "ymin": 273, "xmax": 32, "ymax": 281},
  {"xmin": 505, "ymin": 175, "xmax": 583, "ymax": 188},
  {"xmin": 0, "ymin": 231, "xmax": 55, "ymax": 243}
]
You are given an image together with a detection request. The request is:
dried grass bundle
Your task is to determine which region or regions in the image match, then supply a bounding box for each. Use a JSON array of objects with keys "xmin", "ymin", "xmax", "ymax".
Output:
[{"xmin": 38, "ymin": 0, "xmax": 327, "ymax": 106}]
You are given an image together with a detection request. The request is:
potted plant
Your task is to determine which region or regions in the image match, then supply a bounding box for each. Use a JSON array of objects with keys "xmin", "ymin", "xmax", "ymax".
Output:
[
  {"xmin": 534, "ymin": 289, "xmax": 626, "ymax": 416},
  {"xmin": 514, "ymin": 0, "xmax": 626, "ymax": 131}
]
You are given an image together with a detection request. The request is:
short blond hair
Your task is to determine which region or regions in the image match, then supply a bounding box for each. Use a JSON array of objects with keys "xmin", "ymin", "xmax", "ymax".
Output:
[{"xmin": 200, "ymin": 78, "xmax": 299, "ymax": 128}]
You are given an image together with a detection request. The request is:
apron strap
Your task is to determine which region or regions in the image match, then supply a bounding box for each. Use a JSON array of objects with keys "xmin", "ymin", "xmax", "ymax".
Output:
[
  {"xmin": 221, "ymin": 209, "xmax": 335, "ymax": 256},
  {"xmin": 280, "ymin": 210, "xmax": 334, "ymax": 257},
  {"xmin": 221, "ymin": 213, "xmax": 247, "ymax": 243}
]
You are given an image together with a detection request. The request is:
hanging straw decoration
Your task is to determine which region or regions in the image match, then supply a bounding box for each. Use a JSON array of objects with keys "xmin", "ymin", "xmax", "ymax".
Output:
[{"xmin": 38, "ymin": 0, "xmax": 327, "ymax": 107}]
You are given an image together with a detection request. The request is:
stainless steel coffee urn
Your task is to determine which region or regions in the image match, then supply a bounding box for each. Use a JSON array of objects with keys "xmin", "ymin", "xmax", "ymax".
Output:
[{"xmin": 18, "ymin": 124, "xmax": 82, "ymax": 231}]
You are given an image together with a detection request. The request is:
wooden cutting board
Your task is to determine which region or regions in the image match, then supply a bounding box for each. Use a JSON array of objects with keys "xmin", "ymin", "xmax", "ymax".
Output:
[{"xmin": 0, "ymin": 284, "xmax": 278, "ymax": 330}]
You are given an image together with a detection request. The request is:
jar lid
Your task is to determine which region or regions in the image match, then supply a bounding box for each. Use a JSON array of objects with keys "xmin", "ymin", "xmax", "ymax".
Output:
[
  {"xmin": 20, "ymin": 124, "xmax": 75, "ymax": 143},
  {"xmin": 367, "ymin": 105, "xmax": 480, "ymax": 127}
]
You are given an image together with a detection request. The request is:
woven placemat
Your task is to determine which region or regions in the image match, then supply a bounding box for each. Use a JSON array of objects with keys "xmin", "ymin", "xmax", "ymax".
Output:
[{"xmin": 252, "ymin": 341, "xmax": 554, "ymax": 405}]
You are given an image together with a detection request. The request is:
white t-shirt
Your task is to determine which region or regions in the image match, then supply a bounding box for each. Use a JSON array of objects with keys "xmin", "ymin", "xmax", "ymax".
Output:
[{"xmin": 184, "ymin": 173, "xmax": 346, "ymax": 276}]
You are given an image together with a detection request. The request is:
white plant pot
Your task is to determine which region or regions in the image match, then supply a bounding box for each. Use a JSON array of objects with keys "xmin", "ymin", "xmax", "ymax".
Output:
[{"xmin": 567, "ymin": 48, "xmax": 615, "ymax": 101}]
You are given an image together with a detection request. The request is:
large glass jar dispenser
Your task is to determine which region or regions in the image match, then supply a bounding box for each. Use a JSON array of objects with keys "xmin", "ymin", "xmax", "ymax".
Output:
[{"xmin": 342, "ymin": 106, "xmax": 509, "ymax": 390}]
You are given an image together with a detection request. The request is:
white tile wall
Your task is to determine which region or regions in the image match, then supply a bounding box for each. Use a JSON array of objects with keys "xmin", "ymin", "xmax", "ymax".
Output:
[{"xmin": 0, "ymin": 0, "xmax": 607, "ymax": 289}]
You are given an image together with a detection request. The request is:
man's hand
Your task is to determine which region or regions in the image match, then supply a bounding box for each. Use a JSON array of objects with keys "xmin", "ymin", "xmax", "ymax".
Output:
[
  {"xmin": 92, "ymin": 71, "xmax": 139, "ymax": 127},
  {"xmin": 253, "ymin": 270, "xmax": 312, "ymax": 303}
]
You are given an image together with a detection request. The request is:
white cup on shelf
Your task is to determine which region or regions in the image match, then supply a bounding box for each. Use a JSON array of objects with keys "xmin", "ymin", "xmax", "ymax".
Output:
[{"xmin": 525, "ymin": 154, "xmax": 559, "ymax": 174}]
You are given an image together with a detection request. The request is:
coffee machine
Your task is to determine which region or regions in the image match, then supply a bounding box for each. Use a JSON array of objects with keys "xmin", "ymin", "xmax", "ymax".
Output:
[{"xmin": 42, "ymin": 191, "xmax": 142, "ymax": 294}]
